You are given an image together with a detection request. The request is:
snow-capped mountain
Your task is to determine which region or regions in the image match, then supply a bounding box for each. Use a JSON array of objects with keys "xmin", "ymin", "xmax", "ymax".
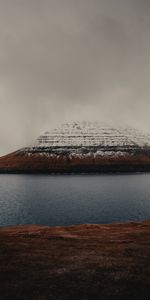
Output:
[
  {"xmin": 23, "ymin": 121, "xmax": 150, "ymax": 156},
  {"xmin": 0, "ymin": 121, "xmax": 150, "ymax": 173}
]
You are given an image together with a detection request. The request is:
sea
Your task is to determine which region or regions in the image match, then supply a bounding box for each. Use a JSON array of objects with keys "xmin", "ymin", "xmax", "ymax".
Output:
[{"xmin": 0, "ymin": 173, "xmax": 150, "ymax": 227}]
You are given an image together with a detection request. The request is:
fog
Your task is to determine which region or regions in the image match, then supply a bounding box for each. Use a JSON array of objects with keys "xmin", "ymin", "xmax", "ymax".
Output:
[{"xmin": 0, "ymin": 0, "xmax": 150, "ymax": 155}]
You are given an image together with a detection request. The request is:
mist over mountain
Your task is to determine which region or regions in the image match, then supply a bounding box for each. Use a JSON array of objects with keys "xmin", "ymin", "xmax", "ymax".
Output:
[{"xmin": 0, "ymin": 0, "xmax": 150, "ymax": 155}]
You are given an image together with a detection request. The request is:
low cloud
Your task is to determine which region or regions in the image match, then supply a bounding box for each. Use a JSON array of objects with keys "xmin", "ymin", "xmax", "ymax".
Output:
[{"xmin": 0, "ymin": 0, "xmax": 150, "ymax": 155}]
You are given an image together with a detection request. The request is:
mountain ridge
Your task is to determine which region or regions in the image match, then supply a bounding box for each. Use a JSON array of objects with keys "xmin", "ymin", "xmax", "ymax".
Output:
[{"xmin": 0, "ymin": 121, "xmax": 150, "ymax": 173}]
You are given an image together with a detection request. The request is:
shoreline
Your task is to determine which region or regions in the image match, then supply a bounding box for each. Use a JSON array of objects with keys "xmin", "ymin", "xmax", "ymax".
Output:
[{"xmin": 1, "ymin": 169, "xmax": 150, "ymax": 174}]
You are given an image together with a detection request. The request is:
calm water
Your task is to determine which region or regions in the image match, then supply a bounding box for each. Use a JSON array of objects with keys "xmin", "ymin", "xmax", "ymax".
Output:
[{"xmin": 0, "ymin": 174, "xmax": 150, "ymax": 227}]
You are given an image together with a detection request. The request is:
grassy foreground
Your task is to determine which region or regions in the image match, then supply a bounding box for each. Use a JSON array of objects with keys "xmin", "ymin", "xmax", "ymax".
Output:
[{"xmin": 0, "ymin": 221, "xmax": 150, "ymax": 299}]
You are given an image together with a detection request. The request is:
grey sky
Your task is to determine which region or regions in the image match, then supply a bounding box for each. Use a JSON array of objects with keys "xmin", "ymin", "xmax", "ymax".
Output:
[{"xmin": 0, "ymin": 0, "xmax": 150, "ymax": 155}]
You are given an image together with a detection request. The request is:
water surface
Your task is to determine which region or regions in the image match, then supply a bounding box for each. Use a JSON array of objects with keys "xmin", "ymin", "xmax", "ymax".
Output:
[{"xmin": 0, "ymin": 174, "xmax": 150, "ymax": 226}]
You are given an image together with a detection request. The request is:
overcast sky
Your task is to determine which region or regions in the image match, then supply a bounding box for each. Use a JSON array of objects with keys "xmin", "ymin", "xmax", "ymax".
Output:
[{"xmin": 0, "ymin": 0, "xmax": 150, "ymax": 155}]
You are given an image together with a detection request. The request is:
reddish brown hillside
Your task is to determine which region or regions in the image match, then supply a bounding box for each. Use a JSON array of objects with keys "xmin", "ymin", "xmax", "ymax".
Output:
[{"xmin": 0, "ymin": 151, "xmax": 150, "ymax": 173}]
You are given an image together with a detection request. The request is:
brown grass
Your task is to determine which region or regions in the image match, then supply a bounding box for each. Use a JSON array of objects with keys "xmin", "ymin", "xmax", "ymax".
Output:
[{"xmin": 0, "ymin": 221, "xmax": 150, "ymax": 299}]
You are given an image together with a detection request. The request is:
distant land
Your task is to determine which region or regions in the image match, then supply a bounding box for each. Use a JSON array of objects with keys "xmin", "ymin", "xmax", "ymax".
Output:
[{"xmin": 0, "ymin": 121, "xmax": 150, "ymax": 173}]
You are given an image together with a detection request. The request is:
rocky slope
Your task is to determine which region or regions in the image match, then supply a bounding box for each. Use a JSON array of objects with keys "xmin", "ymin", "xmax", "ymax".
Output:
[
  {"xmin": 1, "ymin": 121, "xmax": 150, "ymax": 173},
  {"xmin": 0, "ymin": 221, "xmax": 150, "ymax": 299}
]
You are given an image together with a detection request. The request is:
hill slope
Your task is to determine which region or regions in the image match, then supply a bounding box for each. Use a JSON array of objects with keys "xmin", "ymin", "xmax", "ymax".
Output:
[{"xmin": 0, "ymin": 122, "xmax": 150, "ymax": 173}]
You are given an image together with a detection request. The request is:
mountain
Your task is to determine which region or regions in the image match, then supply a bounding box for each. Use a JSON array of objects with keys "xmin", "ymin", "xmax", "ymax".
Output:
[{"xmin": 0, "ymin": 121, "xmax": 150, "ymax": 173}]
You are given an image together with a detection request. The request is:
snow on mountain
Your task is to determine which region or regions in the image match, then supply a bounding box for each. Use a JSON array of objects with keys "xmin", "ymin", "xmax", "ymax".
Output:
[
  {"xmin": 22, "ymin": 121, "xmax": 150, "ymax": 157},
  {"xmin": 1, "ymin": 122, "xmax": 150, "ymax": 173}
]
